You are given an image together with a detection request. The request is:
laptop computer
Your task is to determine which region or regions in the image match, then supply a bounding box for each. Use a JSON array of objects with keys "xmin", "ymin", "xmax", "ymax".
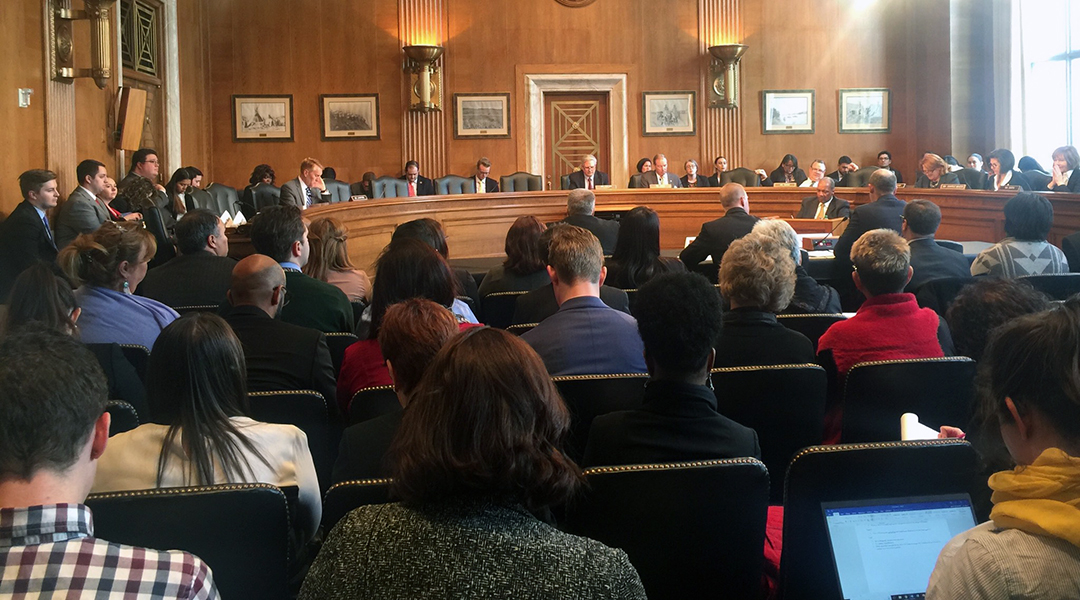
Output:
[{"xmin": 822, "ymin": 494, "xmax": 978, "ymax": 600}]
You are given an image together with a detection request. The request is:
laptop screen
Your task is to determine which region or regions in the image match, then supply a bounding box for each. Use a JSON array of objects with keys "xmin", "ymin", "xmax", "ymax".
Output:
[{"xmin": 822, "ymin": 495, "xmax": 977, "ymax": 600}]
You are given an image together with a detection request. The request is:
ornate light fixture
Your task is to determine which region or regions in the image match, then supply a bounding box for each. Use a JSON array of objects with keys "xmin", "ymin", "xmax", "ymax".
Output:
[
  {"xmin": 403, "ymin": 45, "xmax": 445, "ymax": 113},
  {"xmin": 48, "ymin": 0, "xmax": 113, "ymax": 89},
  {"xmin": 707, "ymin": 44, "xmax": 748, "ymax": 109}
]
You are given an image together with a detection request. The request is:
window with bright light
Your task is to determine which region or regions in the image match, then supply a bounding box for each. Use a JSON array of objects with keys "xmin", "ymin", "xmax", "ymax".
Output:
[{"xmin": 1018, "ymin": 1, "xmax": 1080, "ymax": 163}]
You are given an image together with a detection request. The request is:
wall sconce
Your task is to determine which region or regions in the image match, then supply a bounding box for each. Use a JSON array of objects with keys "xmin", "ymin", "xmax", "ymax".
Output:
[
  {"xmin": 707, "ymin": 44, "xmax": 748, "ymax": 108},
  {"xmin": 48, "ymin": 0, "xmax": 113, "ymax": 89},
  {"xmin": 403, "ymin": 45, "xmax": 444, "ymax": 112}
]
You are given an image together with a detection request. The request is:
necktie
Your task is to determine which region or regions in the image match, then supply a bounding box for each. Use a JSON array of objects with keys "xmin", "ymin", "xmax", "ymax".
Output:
[
  {"xmin": 306, "ymin": 187, "xmax": 316, "ymax": 208},
  {"xmin": 477, "ymin": 179, "xmax": 485, "ymax": 194},
  {"xmin": 98, "ymin": 198, "xmax": 120, "ymax": 220},
  {"xmin": 408, "ymin": 182, "xmax": 416, "ymax": 197},
  {"xmin": 814, "ymin": 201, "xmax": 826, "ymax": 220},
  {"xmin": 587, "ymin": 177, "xmax": 593, "ymax": 190},
  {"xmin": 42, "ymin": 214, "xmax": 53, "ymax": 242}
]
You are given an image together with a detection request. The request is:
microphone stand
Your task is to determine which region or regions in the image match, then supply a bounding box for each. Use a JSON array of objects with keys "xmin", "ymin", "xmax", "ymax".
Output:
[{"xmin": 812, "ymin": 216, "xmax": 849, "ymax": 249}]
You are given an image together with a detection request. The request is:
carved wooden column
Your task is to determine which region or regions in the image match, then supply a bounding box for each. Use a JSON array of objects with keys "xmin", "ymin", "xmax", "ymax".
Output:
[
  {"xmin": 400, "ymin": 0, "xmax": 448, "ymax": 177},
  {"xmin": 43, "ymin": 0, "xmax": 78, "ymax": 194},
  {"xmin": 699, "ymin": 0, "xmax": 744, "ymax": 168}
]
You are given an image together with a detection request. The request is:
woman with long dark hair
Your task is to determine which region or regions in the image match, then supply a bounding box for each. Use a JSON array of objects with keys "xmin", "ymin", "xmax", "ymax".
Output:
[
  {"xmin": 164, "ymin": 167, "xmax": 193, "ymax": 224},
  {"xmin": 477, "ymin": 216, "xmax": 550, "ymax": 296},
  {"xmin": 605, "ymin": 206, "xmax": 685, "ymax": 289}
]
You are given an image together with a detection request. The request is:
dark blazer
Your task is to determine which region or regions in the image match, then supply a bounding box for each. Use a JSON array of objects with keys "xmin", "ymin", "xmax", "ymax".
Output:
[
  {"xmin": 87, "ymin": 342, "xmax": 148, "ymax": 420},
  {"xmin": 764, "ymin": 167, "xmax": 807, "ymax": 186},
  {"xmin": 561, "ymin": 213, "xmax": 620, "ymax": 255},
  {"xmin": 833, "ymin": 194, "xmax": 906, "ymax": 272},
  {"xmin": 280, "ymin": 178, "xmax": 331, "ymax": 208},
  {"xmin": 638, "ymin": 171, "xmax": 682, "ymax": 188},
  {"xmin": 331, "ymin": 410, "xmax": 403, "ymax": 484},
  {"xmin": 520, "ymin": 296, "xmax": 646, "ymax": 376},
  {"xmin": 137, "ymin": 253, "xmax": 237, "ymax": 308},
  {"xmin": 604, "ymin": 256, "xmax": 686, "ymax": 290},
  {"xmin": 983, "ymin": 170, "xmax": 1032, "ymax": 191},
  {"xmin": 905, "ymin": 237, "xmax": 972, "ymax": 293},
  {"xmin": 679, "ymin": 207, "xmax": 760, "ymax": 270},
  {"xmin": 827, "ymin": 170, "xmax": 842, "ymax": 182},
  {"xmin": 680, "ymin": 174, "xmax": 712, "ymax": 188},
  {"xmin": 1050, "ymin": 170, "xmax": 1080, "ymax": 193},
  {"xmin": 713, "ymin": 309, "xmax": 816, "ymax": 368},
  {"xmin": 56, "ymin": 187, "xmax": 111, "ymax": 248},
  {"xmin": 582, "ymin": 379, "xmax": 761, "ymax": 468},
  {"xmin": 282, "ymin": 269, "xmax": 355, "ymax": 333},
  {"xmin": 475, "ymin": 177, "xmax": 500, "ymax": 193},
  {"xmin": 567, "ymin": 170, "xmax": 610, "ymax": 189},
  {"xmin": 400, "ymin": 175, "xmax": 436, "ymax": 196},
  {"xmin": 795, "ymin": 195, "xmax": 851, "ymax": 219},
  {"xmin": 914, "ymin": 171, "xmax": 961, "ymax": 188},
  {"xmin": 708, "ymin": 173, "xmax": 723, "ymax": 187},
  {"xmin": 784, "ymin": 265, "xmax": 842, "ymax": 314},
  {"xmin": 0, "ymin": 200, "xmax": 58, "ymax": 301},
  {"xmin": 511, "ymin": 283, "xmax": 629, "ymax": 325},
  {"xmin": 222, "ymin": 305, "xmax": 337, "ymax": 410},
  {"xmin": 887, "ymin": 167, "xmax": 905, "ymax": 184}
]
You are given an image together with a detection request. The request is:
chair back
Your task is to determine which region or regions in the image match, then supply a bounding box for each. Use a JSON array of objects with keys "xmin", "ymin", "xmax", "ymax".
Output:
[
  {"xmin": 711, "ymin": 364, "xmax": 827, "ymax": 503},
  {"xmin": 248, "ymin": 390, "xmax": 335, "ymax": 492},
  {"xmin": 499, "ymin": 171, "xmax": 543, "ymax": 192},
  {"xmin": 958, "ymin": 167, "xmax": 989, "ymax": 190},
  {"xmin": 935, "ymin": 239, "xmax": 964, "ymax": 253},
  {"xmin": 506, "ymin": 322, "xmax": 536, "ymax": 336},
  {"xmin": 1026, "ymin": 170, "xmax": 1053, "ymax": 190},
  {"xmin": 776, "ymin": 313, "xmax": 846, "ymax": 351},
  {"xmin": 914, "ymin": 275, "xmax": 977, "ymax": 316},
  {"xmin": 552, "ymin": 374, "xmax": 649, "ymax": 462},
  {"xmin": 838, "ymin": 166, "xmax": 878, "ymax": 187},
  {"xmin": 720, "ymin": 167, "xmax": 760, "ymax": 187},
  {"xmin": 105, "ymin": 399, "xmax": 140, "ymax": 436},
  {"xmin": 321, "ymin": 478, "xmax": 394, "ymax": 534},
  {"xmin": 119, "ymin": 344, "xmax": 150, "ymax": 383},
  {"xmin": 252, "ymin": 183, "xmax": 281, "ymax": 212},
  {"xmin": 480, "ymin": 291, "xmax": 529, "ymax": 329},
  {"xmin": 323, "ymin": 332, "xmax": 357, "ymax": 376},
  {"xmin": 142, "ymin": 206, "xmax": 176, "ymax": 268},
  {"xmin": 187, "ymin": 188, "xmax": 215, "ymax": 211},
  {"xmin": 627, "ymin": 173, "xmax": 645, "ymax": 188},
  {"xmin": 324, "ymin": 180, "xmax": 351, "ymax": 203},
  {"xmin": 841, "ymin": 357, "xmax": 976, "ymax": 443},
  {"xmin": 86, "ymin": 483, "xmax": 292, "ymax": 600},
  {"xmin": 205, "ymin": 183, "xmax": 241, "ymax": 216},
  {"xmin": 1062, "ymin": 232, "xmax": 1080, "ymax": 274},
  {"xmin": 1017, "ymin": 272, "xmax": 1080, "ymax": 300},
  {"xmin": 172, "ymin": 304, "xmax": 219, "ymax": 315},
  {"xmin": 560, "ymin": 174, "xmax": 571, "ymax": 190},
  {"xmin": 780, "ymin": 440, "xmax": 980, "ymax": 600},
  {"xmin": 371, "ymin": 176, "xmax": 409, "ymax": 198},
  {"xmin": 434, "ymin": 175, "xmax": 476, "ymax": 195},
  {"xmin": 348, "ymin": 385, "xmax": 401, "ymax": 425},
  {"xmin": 566, "ymin": 459, "xmax": 770, "ymax": 600}
]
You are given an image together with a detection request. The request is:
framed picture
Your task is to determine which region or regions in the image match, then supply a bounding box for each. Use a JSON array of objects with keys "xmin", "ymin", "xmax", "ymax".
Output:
[
  {"xmin": 232, "ymin": 95, "xmax": 293, "ymax": 142},
  {"xmin": 320, "ymin": 94, "xmax": 380, "ymax": 140},
  {"xmin": 454, "ymin": 93, "xmax": 511, "ymax": 138},
  {"xmin": 761, "ymin": 90, "xmax": 815, "ymax": 134},
  {"xmin": 642, "ymin": 91, "xmax": 696, "ymax": 136},
  {"xmin": 839, "ymin": 88, "xmax": 891, "ymax": 133}
]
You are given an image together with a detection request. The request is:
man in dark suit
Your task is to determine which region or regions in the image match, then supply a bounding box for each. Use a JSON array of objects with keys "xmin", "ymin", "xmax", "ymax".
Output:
[
  {"xmin": 832, "ymin": 169, "xmax": 906, "ymax": 307},
  {"xmin": 280, "ymin": 157, "xmax": 332, "ymax": 209},
  {"xmin": 795, "ymin": 177, "xmax": 851, "ymax": 219},
  {"xmin": 567, "ymin": 154, "xmax": 611, "ymax": 190},
  {"xmin": 639, "ymin": 153, "xmax": 682, "ymax": 187},
  {"xmin": 55, "ymin": 159, "xmax": 112, "ymax": 248},
  {"xmin": 249, "ymin": 205, "xmax": 354, "ymax": 333},
  {"xmin": 473, "ymin": 157, "xmax": 499, "ymax": 193},
  {"xmin": 560, "ymin": 188, "xmax": 619, "ymax": 254},
  {"xmin": 680, "ymin": 183, "xmax": 759, "ymax": 279},
  {"xmin": 114, "ymin": 148, "xmax": 167, "ymax": 214},
  {"xmin": 582, "ymin": 271, "xmax": 760, "ymax": 467},
  {"xmin": 401, "ymin": 160, "xmax": 435, "ymax": 197},
  {"xmin": 827, "ymin": 155, "xmax": 859, "ymax": 182},
  {"xmin": 138, "ymin": 209, "xmax": 236, "ymax": 308},
  {"xmin": 521, "ymin": 226, "xmax": 646, "ymax": 376},
  {"xmin": 707, "ymin": 156, "xmax": 728, "ymax": 187},
  {"xmin": 901, "ymin": 200, "xmax": 970, "ymax": 292},
  {"xmin": 222, "ymin": 254, "xmax": 336, "ymax": 408},
  {"xmin": 0, "ymin": 170, "xmax": 60, "ymax": 301}
]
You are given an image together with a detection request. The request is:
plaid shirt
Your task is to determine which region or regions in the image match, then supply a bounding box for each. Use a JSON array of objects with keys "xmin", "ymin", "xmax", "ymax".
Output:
[{"xmin": 0, "ymin": 503, "xmax": 218, "ymax": 599}]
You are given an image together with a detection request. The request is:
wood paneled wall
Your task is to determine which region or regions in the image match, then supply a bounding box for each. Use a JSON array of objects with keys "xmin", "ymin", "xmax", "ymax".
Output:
[{"xmin": 0, "ymin": 0, "xmax": 46, "ymax": 216}]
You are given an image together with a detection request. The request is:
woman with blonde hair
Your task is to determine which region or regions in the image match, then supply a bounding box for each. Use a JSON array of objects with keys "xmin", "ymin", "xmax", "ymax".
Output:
[
  {"xmin": 304, "ymin": 216, "xmax": 371, "ymax": 304},
  {"xmin": 916, "ymin": 154, "xmax": 961, "ymax": 188}
]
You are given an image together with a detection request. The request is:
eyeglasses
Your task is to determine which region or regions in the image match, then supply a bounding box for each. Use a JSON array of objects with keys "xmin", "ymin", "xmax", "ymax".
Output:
[{"xmin": 278, "ymin": 285, "xmax": 289, "ymax": 309}]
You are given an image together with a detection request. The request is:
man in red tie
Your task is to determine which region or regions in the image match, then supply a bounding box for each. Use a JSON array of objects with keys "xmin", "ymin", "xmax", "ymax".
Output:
[
  {"xmin": 567, "ymin": 155, "xmax": 611, "ymax": 190},
  {"xmin": 403, "ymin": 160, "xmax": 435, "ymax": 197}
]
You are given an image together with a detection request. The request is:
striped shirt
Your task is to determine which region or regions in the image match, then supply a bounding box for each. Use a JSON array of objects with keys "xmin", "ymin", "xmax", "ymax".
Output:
[{"xmin": 1, "ymin": 503, "xmax": 218, "ymax": 599}]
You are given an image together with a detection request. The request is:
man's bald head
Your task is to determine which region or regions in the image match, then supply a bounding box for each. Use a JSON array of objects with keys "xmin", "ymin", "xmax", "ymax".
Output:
[
  {"xmin": 230, "ymin": 254, "xmax": 286, "ymax": 314},
  {"xmin": 719, "ymin": 182, "xmax": 748, "ymax": 209}
]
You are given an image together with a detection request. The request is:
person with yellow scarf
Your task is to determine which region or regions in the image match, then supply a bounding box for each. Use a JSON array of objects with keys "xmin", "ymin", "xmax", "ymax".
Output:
[{"xmin": 927, "ymin": 300, "xmax": 1080, "ymax": 599}]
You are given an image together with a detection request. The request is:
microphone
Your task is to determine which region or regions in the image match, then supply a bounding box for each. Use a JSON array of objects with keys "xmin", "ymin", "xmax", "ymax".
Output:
[{"xmin": 812, "ymin": 216, "xmax": 849, "ymax": 249}]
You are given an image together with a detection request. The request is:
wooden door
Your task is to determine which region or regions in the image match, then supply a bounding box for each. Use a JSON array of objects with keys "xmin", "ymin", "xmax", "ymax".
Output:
[
  {"xmin": 543, "ymin": 93, "xmax": 610, "ymax": 189},
  {"xmin": 121, "ymin": 0, "xmax": 166, "ymax": 181}
]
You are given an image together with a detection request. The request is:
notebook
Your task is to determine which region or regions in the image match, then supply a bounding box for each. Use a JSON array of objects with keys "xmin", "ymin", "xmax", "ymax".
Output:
[{"xmin": 822, "ymin": 494, "xmax": 978, "ymax": 600}]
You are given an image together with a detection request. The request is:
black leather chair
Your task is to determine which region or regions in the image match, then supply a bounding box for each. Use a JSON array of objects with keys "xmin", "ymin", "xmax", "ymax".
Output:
[
  {"xmin": 323, "ymin": 332, "xmax": 357, "ymax": 376},
  {"xmin": 720, "ymin": 167, "xmax": 761, "ymax": 187},
  {"xmin": 775, "ymin": 313, "xmax": 846, "ymax": 351},
  {"xmin": 321, "ymin": 478, "xmax": 394, "ymax": 534},
  {"xmin": 141, "ymin": 206, "xmax": 176, "ymax": 268},
  {"xmin": 841, "ymin": 357, "xmax": 977, "ymax": 443},
  {"xmin": 1017, "ymin": 272, "xmax": 1080, "ymax": 300},
  {"xmin": 434, "ymin": 175, "xmax": 476, "ymax": 195},
  {"xmin": 1026, "ymin": 170, "xmax": 1053, "ymax": 191},
  {"xmin": 186, "ymin": 187, "xmax": 215, "ymax": 211},
  {"xmin": 914, "ymin": 275, "xmax": 977, "ymax": 316},
  {"xmin": 105, "ymin": 399, "xmax": 140, "ymax": 436},
  {"xmin": 86, "ymin": 483, "xmax": 293, "ymax": 600},
  {"xmin": 560, "ymin": 173, "xmax": 572, "ymax": 190},
  {"xmin": 711, "ymin": 363, "xmax": 827, "ymax": 503},
  {"xmin": 372, "ymin": 176, "xmax": 409, "ymax": 198},
  {"xmin": 348, "ymin": 385, "xmax": 401, "ymax": 425},
  {"xmin": 505, "ymin": 322, "xmax": 536, "ymax": 336},
  {"xmin": 552, "ymin": 374, "xmax": 649, "ymax": 462},
  {"xmin": 566, "ymin": 459, "xmax": 770, "ymax": 600},
  {"xmin": 627, "ymin": 173, "xmax": 645, "ymax": 189},
  {"xmin": 205, "ymin": 183, "xmax": 241, "ymax": 217},
  {"xmin": 958, "ymin": 167, "xmax": 989, "ymax": 190},
  {"xmin": 480, "ymin": 291, "xmax": 530, "ymax": 329},
  {"xmin": 780, "ymin": 440, "xmax": 981, "ymax": 600},
  {"xmin": 119, "ymin": 344, "xmax": 150, "ymax": 383},
  {"xmin": 324, "ymin": 179, "xmax": 351, "ymax": 203},
  {"xmin": 171, "ymin": 304, "xmax": 219, "ymax": 315},
  {"xmin": 500, "ymin": 171, "xmax": 543, "ymax": 192},
  {"xmin": 1062, "ymin": 232, "xmax": 1080, "ymax": 273},
  {"xmin": 252, "ymin": 183, "xmax": 282, "ymax": 212},
  {"xmin": 838, "ymin": 166, "xmax": 878, "ymax": 187},
  {"xmin": 247, "ymin": 390, "xmax": 336, "ymax": 492}
]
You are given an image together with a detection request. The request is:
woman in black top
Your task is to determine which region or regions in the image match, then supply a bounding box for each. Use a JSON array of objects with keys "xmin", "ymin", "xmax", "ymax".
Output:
[
  {"xmin": 759, "ymin": 154, "xmax": 807, "ymax": 186},
  {"xmin": 605, "ymin": 206, "xmax": 685, "ymax": 289}
]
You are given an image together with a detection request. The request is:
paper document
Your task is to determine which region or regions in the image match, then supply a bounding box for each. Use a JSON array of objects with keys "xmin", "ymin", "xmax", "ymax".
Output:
[{"xmin": 900, "ymin": 413, "xmax": 938, "ymax": 441}]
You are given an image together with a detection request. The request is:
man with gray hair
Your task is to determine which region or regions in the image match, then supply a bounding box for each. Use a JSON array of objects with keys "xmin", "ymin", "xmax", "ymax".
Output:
[
  {"xmin": 567, "ymin": 154, "xmax": 610, "ymax": 190},
  {"xmin": 560, "ymin": 188, "xmax": 620, "ymax": 254},
  {"xmin": 831, "ymin": 168, "xmax": 905, "ymax": 308},
  {"xmin": 640, "ymin": 153, "xmax": 682, "ymax": 188},
  {"xmin": 679, "ymin": 182, "xmax": 759, "ymax": 281},
  {"xmin": 796, "ymin": 176, "xmax": 850, "ymax": 220}
]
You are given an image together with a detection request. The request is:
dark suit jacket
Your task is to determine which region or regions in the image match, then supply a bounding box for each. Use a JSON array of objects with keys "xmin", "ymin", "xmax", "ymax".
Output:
[
  {"xmin": 827, "ymin": 170, "xmax": 842, "ymax": 183},
  {"xmin": 137, "ymin": 252, "xmax": 237, "ymax": 308},
  {"xmin": 914, "ymin": 171, "xmax": 961, "ymax": 188},
  {"xmin": 713, "ymin": 309, "xmax": 816, "ymax": 368},
  {"xmin": 982, "ymin": 170, "xmax": 1032, "ymax": 191},
  {"xmin": 399, "ymin": 175, "xmax": 435, "ymax": 196},
  {"xmin": 0, "ymin": 200, "xmax": 58, "ymax": 301},
  {"xmin": 887, "ymin": 167, "xmax": 905, "ymax": 184},
  {"xmin": 520, "ymin": 296, "xmax": 646, "ymax": 376},
  {"xmin": 905, "ymin": 237, "xmax": 972, "ymax": 293},
  {"xmin": 832, "ymin": 194, "xmax": 907, "ymax": 276},
  {"xmin": 567, "ymin": 170, "xmax": 610, "ymax": 189},
  {"xmin": 222, "ymin": 305, "xmax": 337, "ymax": 410},
  {"xmin": 331, "ymin": 410, "xmax": 403, "ymax": 484},
  {"xmin": 582, "ymin": 379, "xmax": 760, "ymax": 468},
  {"xmin": 1051, "ymin": 170, "xmax": 1080, "ymax": 193},
  {"xmin": 764, "ymin": 167, "xmax": 807, "ymax": 186},
  {"xmin": 280, "ymin": 178, "xmax": 331, "ymax": 208},
  {"xmin": 56, "ymin": 187, "xmax": 110, "ymax": 248},
  {"xmin": 561, "ymin": 213, "xmax": 620, "ymax": 255},
  {"xmin": 282, "ymin": 269, "xmax": 355, "ymax": 333},
  {"xmin": 708, "ymin": 173, "xmax": 723, "ymax": 187},
  {"xmin": 639, "ymin": 171, "xmax": 682, "ymax": 188},
  {"xmin": 680, "ymin": 175, "xmax": 712, "ymax": 188},
  {"xmin": 511, "ymin": 283, "xmax": 629, "ymax": 325},
  {"xmin": 679, "ymin": 207, "xmax": 760, "ymax": 270},
  {"xmin": 475, "ymin": 177, "xmax": 500, "ymax": 193},
  {"xmin": 795, "ymin": 196, "xmax": 851, "ymax": 219}
]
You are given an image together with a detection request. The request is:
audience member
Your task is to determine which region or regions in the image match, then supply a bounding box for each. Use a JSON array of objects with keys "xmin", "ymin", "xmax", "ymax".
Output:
[
  {"xmin": 391, "ymin": 217, "xmax": 480, "ymax": 318},
  {"xmin": 708, "ymin": 156, "xmax": 728, "ymax": 187},
  {"xmin": 832, "ymin": 169, "xmax": 905, "ymax": 306},
  {"xmin": 915, "ymin": 153, "xmax": 961, "ymax": 188},
  {"xmin": 92, "ymin": 313, "xmax": 321, "ymax": 543},
  {"xmin": 970, "ymin": 192, "xmax": 1069, "ymax": 277},
  {"xmin": 114, "ymin": 148, "xmax": 166, "ymax": 213},
  {"xmin": 138, "ymin": 209, "xmax": 236, "ymax": 308},
  {"xmin": 945, "ymin": 278, "xmax": 1051, "ymax": 362},
  {"xmin": 304, "ymin": 216, "xmax": 371, "ymax": 304},
  {"xmin": 223, "ymin": 255, "xmax": 336, "ymax": 406},
  {"xmin": 57, "ymin": 221, "xmax": 178, "ymax": 349},
  {"xmin": 753, "ymin": 219, "xmax": 842, "ymax": 313},
  {"xmin": 799, "ymin": 159, "xmax": 828, "ymax": 188},
  {"xmin": 0, "ymin": 326, "xmax": 218, "ymax": 598},
  {"xmin": 605, "ymin": 206, "xmax": 686, "ymax": 289},
  {"xmin": 560, "ymin": 188, "xmax": 620, "ymax": 254},
  {"xmin": 985, "ymin": 148, "xmax": 1033, "ymax": 191},
  {"xmin": 474, "ymin": 157, "xmax": 499, "ymax": 193},
  {"xmin": 826, "ymin": 155, "xmax": 859, "ymax": 183},
  {"xmin": 280, "ymin": 157, "xmax": 331, "ymax": 209},
  {"xmin": 926, "ymin": 300, "xmax": 1080, "ymax": 598},
  {"xmin": 331, "ymin": 299, "xmax": 459, "ymax": 483},
  {"xmin": 401, "ymin": 160, "xmax": 435, "ymax": 197},
  {"xmin": 114, "ymin": 175, "xmax": 175, "ymax": 267},
  {"xmin": 477, "ymin": 215, "xmax": 550, "ymax": 297},
  {"xmin": 877, "ymin": 150, "xmax": 904, "ymax": 184},
  {"xmin": 680, "ymin": 182, "xmax": 760, "ymax": 279},
  {"xmin": 249, "ymin": 205, "xmax": 353, "ymax": 333},
  {"xmin": 901, "ymin": 200, "xmax": 971, "ymax": 291},
  {"xmin": 567, "ymin": 154, "xmax": 609, "ymax": 189},
  {"xmin": 162, "ymin": 167, "xmax": 193, "ymax": 230},
  {"xmin": 758, "ymin": 154, "xmax": 808, "ymax": 186},
  {"xmin": 968, "ymin": 153, "xmax": 985, "ymax": 172},
  {"xmin": 301, "ymin": 327, "xmax": 646, "ymax": 599},
  {"xmin": 583, "ymin": 271, "xmax": 759, "ymax": 467},
  {"xmin": 521, "ymin": 225, "xmax": 646, "ymax": 375},
  {"xmin": 795, "ymin": 176, "xmax": 850, "ymax": 219},
  {"xmin": 55, "ymin": 159, "xmax": 112, "ymax": 248},
  {"xmin": 681, "ymin": 159, "xmax": 711, "ymax": 187},
  {"xmin": 0, "ymin": 169, "xmax": 60, "ymax": 301},
  {"xmin": 640, "ymin": 153, "xmax": 682, "ymax": 187},
  {"xmin": 1049, "ymin": 145, "xmax": 1080, "ymax": 193},
  {"xmin": 715, "ymin": 233, "xmax": 815, "ymax": 366}
]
